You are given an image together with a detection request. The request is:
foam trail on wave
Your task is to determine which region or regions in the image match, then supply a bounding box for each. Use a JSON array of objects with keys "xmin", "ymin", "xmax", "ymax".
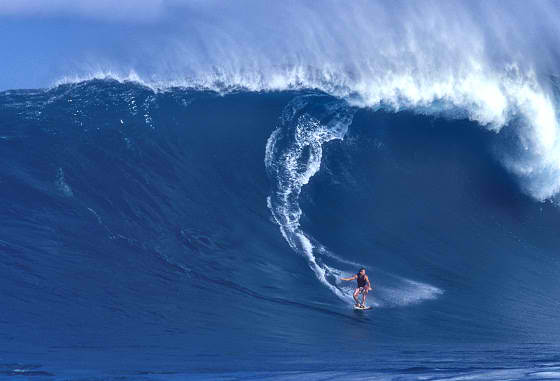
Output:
[
  {"xmin": 265, "ymin": 95, "xmax": 353, "ymax": 302},
  {"xmin": 265, "ymin": 95, "xmax": 443, "ymax": 306}
]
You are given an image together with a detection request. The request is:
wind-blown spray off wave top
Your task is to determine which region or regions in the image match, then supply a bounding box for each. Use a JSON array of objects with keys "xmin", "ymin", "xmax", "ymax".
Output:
[{"xmin": 52, "ymin": 1, "xmax": 560, "ymax": 202}]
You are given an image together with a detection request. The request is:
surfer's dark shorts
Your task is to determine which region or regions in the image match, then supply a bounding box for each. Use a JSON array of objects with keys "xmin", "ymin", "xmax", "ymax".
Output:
[{"xmin": 357, "ymin": 287, "xmax": 369, "ymax": 294}]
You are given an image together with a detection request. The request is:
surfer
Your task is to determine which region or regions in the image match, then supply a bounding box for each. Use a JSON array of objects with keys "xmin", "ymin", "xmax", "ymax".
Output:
[{"xmin": 341, "ymin": 268, "xmax": 372, "ymax": 308}]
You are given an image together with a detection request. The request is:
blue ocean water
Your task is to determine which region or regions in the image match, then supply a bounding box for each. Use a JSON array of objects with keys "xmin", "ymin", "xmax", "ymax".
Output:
[{"xmin": 1, "ymin": 79, "xmax": 560, "ymax": 380}]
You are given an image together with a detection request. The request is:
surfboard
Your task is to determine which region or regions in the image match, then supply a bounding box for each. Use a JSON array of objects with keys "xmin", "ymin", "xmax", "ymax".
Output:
[{"xmin": 353, "ymin": 305, "xmax": 372, "ymax": 310}]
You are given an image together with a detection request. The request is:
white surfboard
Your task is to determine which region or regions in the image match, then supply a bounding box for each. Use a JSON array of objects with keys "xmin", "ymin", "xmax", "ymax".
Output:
[{"xmin": 353, "ymin": 305, "xmax": 372, "ymax": 310}]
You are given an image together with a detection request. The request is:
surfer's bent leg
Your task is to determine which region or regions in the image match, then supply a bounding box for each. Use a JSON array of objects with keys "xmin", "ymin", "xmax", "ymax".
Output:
[
  {"xmin": 353, "ymin": 288, "xmax": 360, "ymax": 306},
  {"xmin": 361, "ymin": 287, "xmax": 369, "ymax": 305}
]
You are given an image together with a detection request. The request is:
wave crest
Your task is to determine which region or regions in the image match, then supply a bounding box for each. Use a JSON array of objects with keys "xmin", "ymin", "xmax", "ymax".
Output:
[{"xmin": 56, "ymin": 63, "xmax": 560, "ymax": 201}]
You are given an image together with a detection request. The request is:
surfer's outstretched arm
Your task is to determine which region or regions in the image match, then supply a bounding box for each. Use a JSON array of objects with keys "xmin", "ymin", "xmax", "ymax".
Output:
[{"xmin": 340, "ymin": 275, "xmax": 357, "ymax": 281}]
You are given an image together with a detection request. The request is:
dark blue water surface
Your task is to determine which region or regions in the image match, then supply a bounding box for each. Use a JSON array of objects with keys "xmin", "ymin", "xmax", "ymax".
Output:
[{"xmin": 1, "ymin": 80, "xmax": 560, "ymax": 380}]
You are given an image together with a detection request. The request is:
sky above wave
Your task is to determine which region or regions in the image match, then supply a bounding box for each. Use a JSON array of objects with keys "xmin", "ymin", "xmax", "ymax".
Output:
[{"xmin": 2, "ymin": 0, "xmax": 560, "ymax": 91}]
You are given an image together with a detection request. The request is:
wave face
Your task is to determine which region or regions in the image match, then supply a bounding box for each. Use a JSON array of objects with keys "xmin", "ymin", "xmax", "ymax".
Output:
[{"xmin": 2, "ymin": 80, "xmax": 560, "ymax": 378}]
